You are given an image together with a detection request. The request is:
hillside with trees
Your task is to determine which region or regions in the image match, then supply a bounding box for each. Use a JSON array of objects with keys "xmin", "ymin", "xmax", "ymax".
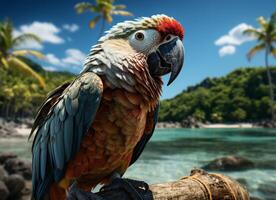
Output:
[
  {"xmin": 159, "ymin": 67, "xmax": 276, "ymax": 123},
  {"xmin": 0, "ymin": 65, "xmax": 74, "ymax": 118}
]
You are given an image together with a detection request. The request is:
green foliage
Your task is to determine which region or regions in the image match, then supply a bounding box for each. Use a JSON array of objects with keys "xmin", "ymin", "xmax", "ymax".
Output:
[
  {"xmin": 0, "ymin": 67, "xmax": 74, "ymax": 118},
  {"xmin": 75, "ymin": 0, "xmax": 132, "ymax": 36},
  {"xmin": 0, "ymin": 19, "xmax": 45, "ymax": 87},
  {"xmin": 159, "ymin": 67, "xmax": 276, "ymax": 123}
]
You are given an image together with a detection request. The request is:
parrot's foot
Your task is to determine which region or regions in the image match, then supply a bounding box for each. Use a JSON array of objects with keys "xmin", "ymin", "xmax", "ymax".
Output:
[
  {"xmin": 66, "ymin": 182, "xmax": 105, "ymax": 200},
  {"xmin": 100, "ymin": 178, "xmax": 149, "ymax": 200}
]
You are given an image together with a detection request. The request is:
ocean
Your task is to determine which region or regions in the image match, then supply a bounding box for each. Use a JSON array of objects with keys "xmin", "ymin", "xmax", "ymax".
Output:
[{"xmin": 1, "ymin": 128, "xmax": 276, "ymax": 199}]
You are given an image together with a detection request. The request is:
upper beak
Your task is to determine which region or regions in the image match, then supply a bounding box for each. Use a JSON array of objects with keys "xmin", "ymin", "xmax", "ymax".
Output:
[{"xmin": 147, "ymin": 37, "xmax": 184, "ymax": 86}]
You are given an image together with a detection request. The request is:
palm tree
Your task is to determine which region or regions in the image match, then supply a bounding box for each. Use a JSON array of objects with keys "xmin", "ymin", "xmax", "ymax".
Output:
[
  {"xmin": 243, "ymin": 13, "xmax": 276, "ymax": 121},
  {"xmin": 75, "ymin": 0, "xmax": 133, "ymax": 37},
  {"xmin": 0, "ymin": 19, "xmax": 46, "ymax": 88}
]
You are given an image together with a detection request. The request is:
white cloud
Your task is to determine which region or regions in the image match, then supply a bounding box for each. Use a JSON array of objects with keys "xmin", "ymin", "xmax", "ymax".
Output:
[
  {"xmin": 45, "ymin": 48, "xmax": 86, "ymax": 70},
  {"xmin": 63, "ymin": 24, "xmax": 79, "ymax": 32},
  {"xmin": 215, "ymin": 23, "xmax": 254, "ymax": 46},
  {"xmin": 215, "ymin": 23, "xmax": 255, "ymax": 57},
  {"xmin": 13, "ymin": 21, "xmax": 64, "ymax": 50},
  {"xmin": 62, "ymin": 49, "xmax": 86, "ymax": 65},
  {"xmin": 219, "ymin": 45, "xmax": 236, "ymax": 57},
  {"xmin": 46, "ymin": 54, "xmax": 62, "ymax": 66}
]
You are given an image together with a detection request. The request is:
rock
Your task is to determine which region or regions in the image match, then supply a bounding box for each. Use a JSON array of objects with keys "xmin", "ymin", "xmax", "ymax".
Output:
[
  {"xmin": 181, "ymin": 116, "xmax": 203, "ymax": 128},
  {"xmin": 257, "ymin": 181, "xmax": 276, "ymax": 199},
  {"xmin": 0, "ymin": 118, "xmax": 19, "ymax": 137},
  {"xmin": 4, "ymin": 174, "xmax": 25, "ymax": 199},
  {"xmin": 156, "ymin": 122, "xmax": 182, "ymax": 128},
  {"xmin": 0, "ymin": 166, "xmax": 8, "ymax": 181},
  {"xmin": 0, "ymin": 180, "xmax": 9, "ymax": 200},
  {"xmin": 255, "ymin": 120, "xmax": 276, "ymax": 128},
  {"xmin": 202, "ymin": 155, "xmax": 254, "ymax": 171},
  {"xmin": 4, "ymin": 158, "xmax": 32, "ymax": 180},
  {"xmin": 0, "ymin": 152, "xmax": 17, "ymax": 165}
]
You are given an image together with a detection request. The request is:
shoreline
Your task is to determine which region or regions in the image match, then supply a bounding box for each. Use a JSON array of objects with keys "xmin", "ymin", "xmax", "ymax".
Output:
[
  {"xmin": 0, "ymin": 117, "xmax": 272, "ymax": 139},
  {"xmin": 156, "ymin": 122, "xmax": 261, "ymax": 129}
]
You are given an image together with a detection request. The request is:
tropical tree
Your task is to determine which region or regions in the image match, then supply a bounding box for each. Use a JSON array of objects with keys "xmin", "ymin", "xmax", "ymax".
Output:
[
  {"xmin": 243, "ymin": 13, "xmax": 276, "ymax": 121},
  {"xmin": 0, "ymin": 19, "xmax": 45, "ymax": 88},
  {"xmin": 75, "ymin": 0, "xmax": 133, "ymax": 37}
]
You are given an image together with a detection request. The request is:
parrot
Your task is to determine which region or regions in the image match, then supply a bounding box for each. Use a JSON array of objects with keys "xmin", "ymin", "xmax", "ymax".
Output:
[{"xmin": 29, "ymin": 14, "xmax": 185, "ymax": 200}]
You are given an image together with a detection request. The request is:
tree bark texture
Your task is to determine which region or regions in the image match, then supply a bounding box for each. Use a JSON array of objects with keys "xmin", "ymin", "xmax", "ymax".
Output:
[{"xmin": 95, "ymin": 169, "xmax": 250, "ymax": 200}]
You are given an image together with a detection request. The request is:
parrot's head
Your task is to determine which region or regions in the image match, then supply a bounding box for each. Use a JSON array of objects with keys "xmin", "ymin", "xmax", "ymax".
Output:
[{"xmin": 83, "ymin": 15, "xmax": 184, "ymax": 106}]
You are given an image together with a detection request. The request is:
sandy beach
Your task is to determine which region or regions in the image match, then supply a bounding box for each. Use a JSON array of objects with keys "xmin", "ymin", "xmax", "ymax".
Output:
[{"xmin": 201, "ymin": 123, "xmax": 255, "ymax": 128}]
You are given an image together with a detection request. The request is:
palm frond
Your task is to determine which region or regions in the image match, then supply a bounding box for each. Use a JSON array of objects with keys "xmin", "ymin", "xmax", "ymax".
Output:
[
  {"xmin": 13, "ymin": 33, "xmax": 42, "ymax": 47},
  {"xmin": 12, "ymin": 50, "xmax": 45, "ymax": 59},
  {"xmin": 7, "ymin": 56, "xmax": 45, "ymax": 88},
  {"xmin": 257, "ymin": 16, "xmax": 268, "ymax": 30},
  {"xmin": 104, "ymin": 13, "xmax": 113, "ymax": 23},
  {"xmin": 113, "ymin": 4, "xmax": 126, "ymax": 10},
  {"xmin": 0, "ymin": 57, "xmax": 9, "ymax": 69},
  {"xmin": 89, "ymin": 15, "xmax": 101, "ymax": 28},
  {"xmin": 75, "ymin": 2, "xmax": 97, "ymax": 14},
  {"xmin": 0, "ymin": 19, "xmax": 13, "ymax": 50},
  {"xmin": 246, "ymin": 43, "xmax": 265, "ymax": 61},
  {"xmin": 111, "ymin": 10, "xmax": 133, "ymax": 16},
  {"xmin": 243, "ymin": 28, "xmax": 262, "ymax": 38}
]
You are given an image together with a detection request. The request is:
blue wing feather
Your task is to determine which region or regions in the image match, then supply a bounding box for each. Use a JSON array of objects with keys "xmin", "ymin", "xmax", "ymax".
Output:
[{"xmin": 31, "ymin": 72, "xmax": 103, "ymax": 200}]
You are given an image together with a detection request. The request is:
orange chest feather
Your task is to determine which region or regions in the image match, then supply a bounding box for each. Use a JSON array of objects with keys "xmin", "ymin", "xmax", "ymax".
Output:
[{"xmin": 65, "ymin": 88, "xmax": 149, "ymax": 180}]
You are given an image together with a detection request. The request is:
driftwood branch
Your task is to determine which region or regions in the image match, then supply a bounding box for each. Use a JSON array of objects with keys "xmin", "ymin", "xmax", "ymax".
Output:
[{"xmin": 95, "ymin": 169, "xmax": 250, "ymax": 200}]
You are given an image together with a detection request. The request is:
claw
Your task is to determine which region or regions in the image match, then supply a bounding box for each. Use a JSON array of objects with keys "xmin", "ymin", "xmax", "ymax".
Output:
[
  {"xmin": 100, "ymin": 178, "xmax": 149, "ymax": 200},
  {"xmin": 67, "ymin": 181, "xmax": 105, "ymax": 200}
]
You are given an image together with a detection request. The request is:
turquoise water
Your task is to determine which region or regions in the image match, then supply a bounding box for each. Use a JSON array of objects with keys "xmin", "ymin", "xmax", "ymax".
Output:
[{"xmin": 1, "ymin": 128, "xmax": 276, "ymax": 199}]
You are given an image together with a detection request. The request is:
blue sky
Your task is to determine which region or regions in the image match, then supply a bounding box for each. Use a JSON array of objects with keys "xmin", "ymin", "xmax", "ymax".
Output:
[{"xmin": 1, "ymin": 0, "xmax": 276, "ymax": 99}]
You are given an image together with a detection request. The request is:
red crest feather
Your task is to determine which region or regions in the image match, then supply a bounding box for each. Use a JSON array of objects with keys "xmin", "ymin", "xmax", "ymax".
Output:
[{"xmin": 156, "ymin": 17, "xmax": 184, "ymax": 40}]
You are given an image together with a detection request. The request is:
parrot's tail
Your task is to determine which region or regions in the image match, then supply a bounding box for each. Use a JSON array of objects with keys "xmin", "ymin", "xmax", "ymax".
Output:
[{"xmin": 49, "ymin": 184, "xmax": 66, "ymax": 200}]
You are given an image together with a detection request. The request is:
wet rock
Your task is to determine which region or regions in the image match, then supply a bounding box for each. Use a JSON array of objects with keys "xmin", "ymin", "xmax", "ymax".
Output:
[
  {"xmin": 4, "ymin": 158, "xmax": 32, "ymax": 180},
  {"xmin": 0, "ymin": 152, "xmax": 17, "ymax": 165},
  {"xmin": 4, "ymin": 174, "xmax": 25, "ymax": 199},
  {"xmin": 0, "ymin": 180, "xmax": 9, "ymax": 200},
  {"xmin": 181, "ymin": 116, "xmax": 203, "ymax": 128},
  {"xmin": 257, "ymin": 181, "xmax": 276, "ymax": 200},
  {"xmin": 236, "ymin": 178, "xmax": 247, "ymax": 187},
  {"xmin": 0, "ymin": 166, "xmax": 8, "ymax": 181},
  {"xmin": 202, "ymin": 155, "xmax": 254, "ymax": 171},
  {"xmin": 250, "ymin": 197, "xmax": 262, "ymax": 200}
]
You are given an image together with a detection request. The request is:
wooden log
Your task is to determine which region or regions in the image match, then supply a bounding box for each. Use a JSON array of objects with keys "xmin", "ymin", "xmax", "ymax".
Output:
[{"xmin": 96, "ymin": 169, "xmax": 250, "ymax": 200}]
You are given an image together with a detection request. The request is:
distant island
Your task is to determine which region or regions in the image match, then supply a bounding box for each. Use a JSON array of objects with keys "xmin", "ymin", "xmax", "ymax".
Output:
[
  {"xmin": 0, "ymin": 63, "xmax": 275, "ymax": 129},
  {"xmin": 158, "ymin": 66, "xmax": 276, "ymax": 127}
]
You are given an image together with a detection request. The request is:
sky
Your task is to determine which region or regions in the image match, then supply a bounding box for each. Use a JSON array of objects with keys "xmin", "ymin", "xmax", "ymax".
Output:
[{"xmin": 1, "ymin": 0, "xmax": 276, "ymax": 99}]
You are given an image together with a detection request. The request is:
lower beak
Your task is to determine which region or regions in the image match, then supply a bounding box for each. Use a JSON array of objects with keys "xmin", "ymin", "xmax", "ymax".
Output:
[{"xmin": 147, "ymin": 37, "xmax": 184, "ymax": 86}]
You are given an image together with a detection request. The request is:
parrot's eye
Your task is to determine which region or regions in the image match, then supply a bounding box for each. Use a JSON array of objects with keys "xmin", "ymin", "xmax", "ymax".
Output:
[
  {"xmin": 129, "ymin": 29, "xmax": 161, "ymax": 53},
  {"xmin": 135, "ymin": 32, "xmax": 144, "ymax": 41},
  {"xmin": 165, "ymin": 35, "xmax": 171, "ymax": 41}
]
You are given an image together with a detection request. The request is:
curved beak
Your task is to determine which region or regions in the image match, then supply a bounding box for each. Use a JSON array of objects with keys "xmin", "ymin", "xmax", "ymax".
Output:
[{"xmin": 147, "ymin": 37, "xmax": 184, "ymax": 86}]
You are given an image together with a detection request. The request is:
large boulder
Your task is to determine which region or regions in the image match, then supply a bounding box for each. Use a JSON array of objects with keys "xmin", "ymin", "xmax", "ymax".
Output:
[
  {"xmin": 0, "ymin": 118, "xmax": 19, "ymax": 137},
  {"xmin": 0, "ymin": 180, "xmax": 9, "ymax": 200},
  {"xmin": 203, "ymin": 156, "xmax": 254, "ymax": 171},
  {"xmin": 181, "ymin": 116, "xmax": 203, "ymax": 128},
  {"xmin": 256, "ymin": 120, "xmax": 276, "ymax": 128},
  {"xmin": 0, "ymin": 166, "xmax": 8, "ymax": 181},
  {"xmin": 4, "ymin": 174, "xmax": 25, "ymax": 199},
  {"xmin": 0, "ymin": 152, "xmax": 17, "ymax": 165},
  {"xmin": 4, "ymin": 158, "xmax": 32, "ymax": 180}
]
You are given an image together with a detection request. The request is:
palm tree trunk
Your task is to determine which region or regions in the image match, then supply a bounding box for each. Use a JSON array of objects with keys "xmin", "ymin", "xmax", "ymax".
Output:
[
  {"xmin": 99, "ymin": 18, "xmax": 106, "ymax": 39},
  {"xmin": 265, "ymin": 43, "xmax": 275, "ymax": 121}
]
